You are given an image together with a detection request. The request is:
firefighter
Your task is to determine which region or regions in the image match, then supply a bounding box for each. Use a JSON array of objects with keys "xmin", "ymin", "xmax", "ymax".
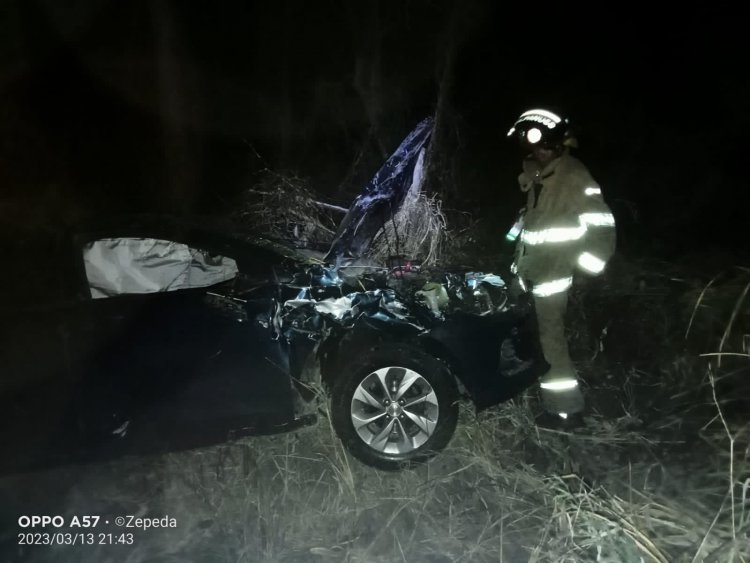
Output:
[{"xmin": 505, "ymin": 108, "xmax": 616, "ymax": 427}]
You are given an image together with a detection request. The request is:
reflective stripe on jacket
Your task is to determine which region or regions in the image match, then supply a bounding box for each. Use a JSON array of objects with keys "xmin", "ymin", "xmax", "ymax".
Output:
[{"xmin": 514, "ymin": 151, "xmax": 616, "ymax": 284}]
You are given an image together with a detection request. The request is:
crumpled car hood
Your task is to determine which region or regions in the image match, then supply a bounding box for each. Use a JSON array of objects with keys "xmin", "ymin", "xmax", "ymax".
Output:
[
  {"xmin": 324, "ymin": 117, "xmax": 434, "ymax": 265},
  {"xmin": 269, "ymin": 261, "xmax": 544, "ymax": 411},
  {"xmin": 274, "ymin": 262, "xmax": 516, "ymax": 334}
]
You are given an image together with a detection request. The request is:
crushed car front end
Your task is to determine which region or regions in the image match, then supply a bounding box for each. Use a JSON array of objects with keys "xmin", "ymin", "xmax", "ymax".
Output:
[{"xmin": 250, "ymin": 259, "xmax": 547, "ymax": 469}]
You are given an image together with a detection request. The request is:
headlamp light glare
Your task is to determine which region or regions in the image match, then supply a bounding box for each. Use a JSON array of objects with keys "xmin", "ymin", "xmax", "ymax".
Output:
[{"xmin": 526, "ymin": 128, "xmax": 542, "ymax": 144}]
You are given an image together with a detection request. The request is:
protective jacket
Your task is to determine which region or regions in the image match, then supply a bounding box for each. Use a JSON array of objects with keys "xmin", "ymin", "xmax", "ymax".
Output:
[{"xmin": 512, "ymin": 151, "xmax": 616, "ymax": 295}]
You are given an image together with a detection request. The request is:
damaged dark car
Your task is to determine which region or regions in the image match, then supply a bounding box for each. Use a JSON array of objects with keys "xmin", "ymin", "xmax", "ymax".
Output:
[{"xmin": 0, "ymin": 119, "xmax": 548, "ymax": 471}]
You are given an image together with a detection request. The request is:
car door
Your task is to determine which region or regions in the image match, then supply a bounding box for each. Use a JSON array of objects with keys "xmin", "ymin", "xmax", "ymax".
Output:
[
  {"xmin": 23, "ymin": 234, "xmax": 222, "ymax": 461},
  {"xmin": 63, "ymin": 287, "xmax": 218, "ymax": 455},
  {"xmin": 69, "ymin": 232, "xmax": 300, "ymax": 455},
  {"xmin": 155, "ymin": 235, "xmax": 300, "ymax": 442}
]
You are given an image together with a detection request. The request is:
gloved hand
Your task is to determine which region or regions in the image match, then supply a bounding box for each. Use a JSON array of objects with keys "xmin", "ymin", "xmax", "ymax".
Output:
[{"xmin": 504, "ymin": 207, "xmax": 526, "ymax": 242}]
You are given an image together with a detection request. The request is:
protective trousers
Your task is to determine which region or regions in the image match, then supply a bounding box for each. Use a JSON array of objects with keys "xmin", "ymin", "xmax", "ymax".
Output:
[{"xmin": 533, "ymin": 288, "xmax": 585, "ymax": 415}]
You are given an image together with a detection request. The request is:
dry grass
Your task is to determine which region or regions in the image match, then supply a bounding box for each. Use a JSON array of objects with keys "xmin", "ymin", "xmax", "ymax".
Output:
[
  {"xmin": 232, "ymin": 169, "xmax": 343, "ymax": 251},
  {"xmin": 1, "ymin": 394, "xmax": 750, "ymax": 562},
  {"xmin": 3, "ymin": 382, "xmax": 748, "ymax": 562},
  {"xmin": 368, "ymin": 192, "xmax": 448, "ymax": 267},
  {"xmin": 231, "ymin": 166, "xmax": 450, "ymax": 266}
]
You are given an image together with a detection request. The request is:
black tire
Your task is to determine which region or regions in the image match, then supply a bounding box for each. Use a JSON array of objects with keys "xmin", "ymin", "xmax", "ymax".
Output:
[{"xmin": 330, "ymin": 344, "xmax": 459, "ymax": 470}]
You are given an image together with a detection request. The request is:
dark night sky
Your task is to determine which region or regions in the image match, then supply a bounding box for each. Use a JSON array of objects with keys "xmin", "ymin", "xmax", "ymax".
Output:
[{"xmin": 1, "ymin": 0, "xmax": 748, "ymax": 259}]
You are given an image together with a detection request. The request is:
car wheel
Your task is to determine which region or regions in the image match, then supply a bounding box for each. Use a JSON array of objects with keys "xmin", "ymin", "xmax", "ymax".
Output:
[{"xmin": 331, "ymin": 345, "xmax": 459, "ymax": 470}]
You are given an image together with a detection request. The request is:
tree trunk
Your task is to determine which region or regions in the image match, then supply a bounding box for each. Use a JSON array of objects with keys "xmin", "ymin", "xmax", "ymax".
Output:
[
  {"xmin": 332, "ymin": 0, "xmax": 391, "ymax": 200},
  {"xmin": 349, "ymin": 1, "xmax": 389, "ymax": 160},
  {"xmin": 423, "ymin": 30, "xmax": 458, "ymax": 201},
  {"xmin": 152, "ymin": 0, "xmax": 201, "ymax": 216},
  {"xmin": 424, "ymin": 0, "xmax": 487, "ymax": 205}
]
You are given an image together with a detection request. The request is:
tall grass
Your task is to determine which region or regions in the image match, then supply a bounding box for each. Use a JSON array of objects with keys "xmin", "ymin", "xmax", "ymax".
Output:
[{"xmin": 9, "ymin": 383, "xmax": 747, "ymax": 562}]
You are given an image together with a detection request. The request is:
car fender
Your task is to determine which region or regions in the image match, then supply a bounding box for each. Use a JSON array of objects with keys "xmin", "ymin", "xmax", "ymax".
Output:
[{"xmin": 318, "ymin": 316, "xmax": 464, "ymax": 394}]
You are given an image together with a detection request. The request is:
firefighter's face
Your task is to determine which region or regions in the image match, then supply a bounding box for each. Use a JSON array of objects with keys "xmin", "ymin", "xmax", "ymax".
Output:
[{"xmin": 531, "ymin": 145, "xmax": 558, "ymax": 166}]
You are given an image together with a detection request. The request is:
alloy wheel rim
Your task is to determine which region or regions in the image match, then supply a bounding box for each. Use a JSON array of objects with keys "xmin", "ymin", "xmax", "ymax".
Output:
[{"xmin": 350, "ymin": 366, "xmax": 439, "ymax": 455}]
